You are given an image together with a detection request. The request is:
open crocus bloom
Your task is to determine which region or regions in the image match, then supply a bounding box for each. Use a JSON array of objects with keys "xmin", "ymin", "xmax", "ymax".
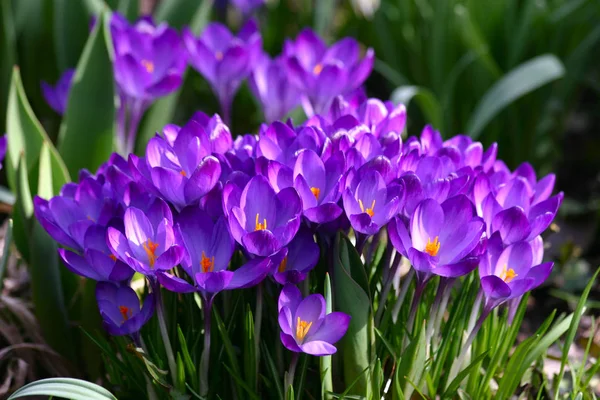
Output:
[
  {"xmin": 293, "ymin": 149, "xmax": 345, "ymax": 224},
  {"xmin": 278, "ymin": 284, "xmax": 350, "ymax": 356},
  {"xmin": 479, "ymin": 239, "xmax": 553, "ymax": 309},
  {"xmin": 107, "ymin": 206, "xmax": 184, "ymax": 276},
  {"xmin": 226, "ymin": 175, "xmax": 302, "ymax": 256},
  {"xmin": 157, "ymin": 206, "xmax": 271, "ymax": 295},
  {"xmin": 388, "ymin": 195, "xmax": 485, "ymax": 283},
  {"xmin": 96, "ymin": 282, "xmax": 155, "ymax": 336},
  {"xmin": 342, "ymin": 169, "xmax": 404, "ymax": 235}
]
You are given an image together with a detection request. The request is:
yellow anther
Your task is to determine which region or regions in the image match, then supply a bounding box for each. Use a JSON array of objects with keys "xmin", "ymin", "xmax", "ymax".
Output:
[
  {"xmin": 359, "ymin": 199, "xmax": 376, "ymax": 217},
  {"xmin": 215, "ymin": 51, "xmax": 223, "ymax": 60},
  {"xmin": 425, "ymin": 236, "xmax": 441, "ymax": 257},
  {"xmin": 499, "ymin": 265, "xmax": 518, "ymax": 283},
  {"xmin": 255, "ymin": 213, "xmax": 267, "ymax": 231},
  {"xmin": 295, "ymin": 317, "xmax": 313, "ymax": 341},
  {"xmin": 180, "ymin": 170, "xmax": 187, "ymax": 177},
  {"xmin": 109, "ymin": 254, "xmax": 117, "ymax": 262}
]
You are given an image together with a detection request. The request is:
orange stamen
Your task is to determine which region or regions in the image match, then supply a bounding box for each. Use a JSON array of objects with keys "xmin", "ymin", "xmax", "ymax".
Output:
[
  {"xmin": 215, "ymin": 51, "xmax": 223, "ymax": 60},
  {"xmin": 200, "ymin": 251, "xmax": 215, "ymax": 273},
  {"xmin": 109, "ymin": 254, "xmax": 117, "ymax": 262},
  {"xmin": 180, "ymin": 170, "xmax": 187, "ymax": 177},
  {"xmin": 295, "ymin": 317, "xmax": 313, "ymax": 341},
  {"xmin": 141, "ymin": 59, "xmax": 154, "ymax": 73},
  {"xmin": 359, "ymin": 199, "xmax": 376, "ymax": 217},
  {"xmin": 119, "ymin": 305, "xmax": 132, "ymax": 322},
  {"xmin": 425, "ymin": 236, "xmax": 441, "ymax": 257},
  {"xmin": 313, "ymin": 63, "xmax": 323, "ymax": 75},
  {"xmin": 278, "ymin": 256, "xmax": 288, "ymax": 273},
  {"xmin": 143, "ymin": 239, "xmax": 159, "ymax": 268},
  {"xmin": 499, "ymin": 265, "xmax": 518, "ymax": 283},
  {"xmin": 255, "ymin": 213, "xmax": 267, "ymax": 231},
  {"xmin": 310, "ymin": 187, "xmax": 321, "ymax": 200}
]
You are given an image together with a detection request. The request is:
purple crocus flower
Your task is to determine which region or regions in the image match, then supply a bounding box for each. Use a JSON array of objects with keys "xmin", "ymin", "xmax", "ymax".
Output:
[
  {"xmin": 59, "ymin": 225, "xmax": 134, "ymax": 282},
  {"xmin": 96, "ymin": 282, "xmax": 155, "ymax": 336},
  {"xmin": 342, "ymin": 169, "xmax": 403, "ymax": 235},
  {"xmin": 226, "ymin": 175, "xmax": 302, "ymax": 256},
  {"xmin": 278, "ymin": 284, "xmax": 350, "ymax": 356},
  {"xmin": 157, "ymin": 207, "xmax": 271, "ymax": 295},
  {"xmin": 231, "ymin": 0, "xmax": 264, "ymax": 14},
  {"xmin": 184, "ymin": 19, "xmax": 262, "ymax": 124},
  {"xmin": 284, "ymin": 29, "xmax": 374, "ymax": 115},
  {"xmin": 270, "ymin": 227, "xmax": 320, "ymax": 285},
  {"xmin": 141, "ymin": 119, "xmax": 222, "ymax": 210},
  {"xmin": 479, "ymin": 239, "xmax": 553, "ymax": 309},
  {"xmin": 41, "ymin": 69, "xmax": 75, "ymax": 115},
  {"xmin": 292, "ymin": 149, "xmax": 345, "ymax": 224},
  {"xmin": 107, "ymin": 205, "xmax": 185, "ymax": 276},
  {"xmin": 388, "ymin": 195, "xmax": 485, "ymax": 283},
  {"xmin": 249, "ymin": 53, "xmax": 300, "ymax": 122},
  {"xmin": 34, "ymin": 177, "xmax": 118, "ymax": 251},
  {"xmin": 110, "ymin": 13, "xmax": 186, "ymax": 154}
]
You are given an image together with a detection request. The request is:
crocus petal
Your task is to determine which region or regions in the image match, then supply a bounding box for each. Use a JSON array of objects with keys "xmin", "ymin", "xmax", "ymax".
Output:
[
  {"xmin": 305, "ymin": 312, "xmax": 350, "ymax": 344},
  {"xmin": 184, "ymin": 156, "xmax": 221, "ymax": 203},
  {"xmin": 280, "ymin": 332, "xmax": 302, "ymax": 353},
  {"xmin": 410, "ymin": 199, "xmax": 444, "ymax": 250},
  {"xmin": 157, "ymin": 272, "xmax": 197, "ymax": 293},
  {"xmin": 299, "ymin": 340, "xmax": 337, "ymax": 356},
  {"xmin": 195, "ymin": 270, "xmax": 234, "ymax": 293},
  {"xmin": 525, "ymin": 262, "xmax": 553, "ymax": 289},
  {"xmin": 227, "ymin": 257, "xmax": 271, "ymax": 289},
  {"xmin": 480, "ymin": 275, "xmax": 511, "ymax": 300},
  {"xmin": 242, "ymin": 230, "xmax": 280, "ymax": 256},
  {"xmin": 278, "ymin": 283, "xmax": 302, "ymax": 313},
  {"xmin": 154, "ymin": 246, "xmax": 185, "ymax": 270},
  {"xmin": 491, "ymin": 207, "xmax": 531, "ymax": 244}
]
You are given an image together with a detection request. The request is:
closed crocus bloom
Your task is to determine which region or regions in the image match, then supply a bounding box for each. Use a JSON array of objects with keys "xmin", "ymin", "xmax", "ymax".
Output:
[
  {"xmin": 284, "ymin": 29, "xmax": 374, "ymax": 114},
  {"xmin": 59, "ymin": 225, "xmax": 134, "ymax": 282},
  {"xmin": 479, "ymin": 239, "xmax": 553, "ymax": 309},
  {"xmin": 388, "ymin": 195, "xmax": 485, "ymax": 283},
  {"xmin": 270, "ymin": 227, "xmax": 320, "ymax": 285},
  {"xmin": 342, "ymin": 169, "xmax": 404, "ymax": 235},
  {"xmin": 107, "ymin": 205, "xmax": 185, "ymax": 276},
  {"xmin": 184, "ymin": 19, "xmax": 262, "ymax": 123},
  {"xmin": 226, "ymin": 175, "xmax": 302, "ymax": 256},
  {"xmin": 278, "ymin": 284, "xmax": 350, "ymax": 356},
  {"xmin": 96, "ymin": 282, "xmax": 155, "ymax": 336},
  {"xmin": 144, "ymin": 119, "xmax": 222, "ymax": 210},
  {"xmin": 231, "ymin": 0, "xmax": 264, "ymax": 14},
  {"xmin": 293, "ymin": 149, "xmax": 345, "ymax": 224},
  {"xmin": 249, "ymin": 53, "xmax": 300, "ymax": 122},
  {"xmin": 41, "ymin": 69, "xmax": 75, "ymax": 115},
  {"xmin": 191, "ymin": 111, "xmax": 233, "ymax": 154},
  {"xmin": 158, "ymin": 207, "xmax": 271, "ymax": 295}
]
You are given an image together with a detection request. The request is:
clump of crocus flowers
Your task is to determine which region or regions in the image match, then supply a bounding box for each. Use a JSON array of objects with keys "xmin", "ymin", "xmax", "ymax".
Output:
[{"xmin": 34, "ymin": 13, "xmax": 562, "ymax": 397}]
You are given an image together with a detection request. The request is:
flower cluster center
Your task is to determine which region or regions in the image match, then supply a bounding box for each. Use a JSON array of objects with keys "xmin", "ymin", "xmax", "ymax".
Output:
[
  {"xmin": 425, "ymin": 236, "xmax": 441, "ymax": 257},
  {"xmin": 255, "ymin": 213, "xmax": 268, "ymax": 231},
  {"xmin": 359, "ymin": 199, "xmax": 376, "ymax": 217},
  {"xmin": 200, "ymin": 251, "xmax": 215, "ymax": 273},
  {"xmin": 499, "ymin": 265, "xmax": 518, "ymax": 283},
  {"xmin": 141, "ymin": 59, "xmax": 154, "ymax": 74},
  {"xmin": 296, "ymin": 317, "xmax": 313, "ymax": 341},
  {"xmin": 119, "ymin": 305, "xmax": 132, "ymax": 322},
  {"xmin": 310, "ymin": 187, "xmax": 320, "ymax": 200},
  {"xmin": 143, "ymin": 238, "xmax": 159, "ymax": 267}
]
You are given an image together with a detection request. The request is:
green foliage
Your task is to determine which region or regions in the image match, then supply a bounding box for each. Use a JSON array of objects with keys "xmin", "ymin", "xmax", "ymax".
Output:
[
  {"xmin": 7, "ymin": 378, "xmax": 117, "ymax": 400},
  {"xmin": 58, "ymin": 10, "xmax": 116, "ymax": 178}
]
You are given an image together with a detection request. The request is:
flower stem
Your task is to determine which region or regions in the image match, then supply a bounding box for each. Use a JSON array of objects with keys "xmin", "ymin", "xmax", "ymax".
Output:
[
  {"xmin": 124, "ymin": 99, "xmax": 146, "ymax": 155},
  {"xmin": 446, "ymin": 305, "xmax": 492, "ymax": 387},
  {"xmin": 375, "ymin": 251, "xmax": 401, "ymax": 326},
  {"xmin": 200, "ymin": 296, "xmax": 214, "ymax": 397},
  {"xmin": 284, "ymin": 352, "xmax": 300, "ymax": 400},
  {"xmin": 425, "ymin": 278, "xmax": 448, "ymax": 346},
  {"xmin": 153, "ymin": 280, "xmax": 178, "ymax": 387},
  {"xmin": 391, "ymin": 268, "xmax": 414, "ymax": 323},
  {"xmin": 254, "ymin": 283, "xmax": 263, "ymax": 388}
]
